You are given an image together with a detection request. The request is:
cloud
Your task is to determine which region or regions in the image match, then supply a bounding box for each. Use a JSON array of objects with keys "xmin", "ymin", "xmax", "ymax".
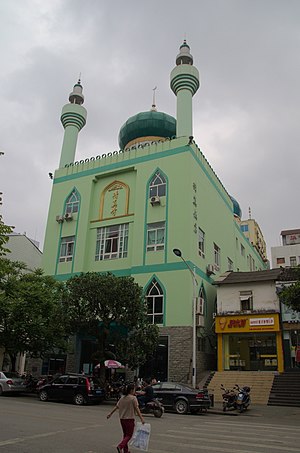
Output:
[{"xmin": 0, "ymin": 0, "xmax": 299, "ymax": 260}]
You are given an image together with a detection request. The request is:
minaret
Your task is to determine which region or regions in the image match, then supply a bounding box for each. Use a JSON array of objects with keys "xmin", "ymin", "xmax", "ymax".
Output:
[
  {"xmin": 170, "ymin": 40, "xmax": 200, "ymax": 138},
  {"xmin": 59, "ymin": 79, "xmax": 87, "ymax": 168}
]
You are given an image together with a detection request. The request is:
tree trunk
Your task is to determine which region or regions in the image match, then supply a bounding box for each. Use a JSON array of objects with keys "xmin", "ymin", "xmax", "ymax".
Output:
[{"xmin": 9, "ymin": 353, "xmax": 17, "ymax": 372}]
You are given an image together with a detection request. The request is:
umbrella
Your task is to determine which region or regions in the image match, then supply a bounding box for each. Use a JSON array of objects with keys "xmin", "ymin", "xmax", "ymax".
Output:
[{"xmin": 104, "ymin": 359, "xmax": 124, "ymax": 369}]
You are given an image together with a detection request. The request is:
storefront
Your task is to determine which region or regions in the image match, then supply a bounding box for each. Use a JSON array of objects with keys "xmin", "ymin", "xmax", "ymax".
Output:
[
  {"xmin": 281, "ymin": 302, "xmax": 300, "ymax": 369},
  {"xmin": 216, "ymin": 313, "xmax": 284, "ymax": 372}
]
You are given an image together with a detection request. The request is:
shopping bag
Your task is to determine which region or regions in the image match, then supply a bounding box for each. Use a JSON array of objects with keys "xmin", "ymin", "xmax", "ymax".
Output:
[{"xmin": 130, "ymin": 422, "xmax": 151, "ymax": 451}]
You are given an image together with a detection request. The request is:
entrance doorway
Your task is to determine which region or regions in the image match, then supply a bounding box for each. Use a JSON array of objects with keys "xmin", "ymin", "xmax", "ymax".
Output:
[{"xmin": 139, "ymin": 336, "xmax": 168, "ymax": 381}]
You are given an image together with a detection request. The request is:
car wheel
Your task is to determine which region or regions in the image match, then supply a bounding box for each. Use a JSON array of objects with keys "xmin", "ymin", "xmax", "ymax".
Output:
[
  {"xmin": 39, "ymin": 390, "xmax": 48, "ymax": 402},
  {"xmin": 0, "ymin": 386, "xmax": 3, "ymax": 396},
  {"xmin": 74, "ymin": 393, "xmax": 86, "ymax": 406},
  {"xmin": 175, "ymin": 399, "xmax": 189, "ymax": 415}
]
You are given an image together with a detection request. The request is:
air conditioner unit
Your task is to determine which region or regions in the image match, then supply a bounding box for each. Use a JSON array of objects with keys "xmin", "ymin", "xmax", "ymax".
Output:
[
  {"xmin": 206, "ymin": 264, "xmax": 215, "ymax": 275},
  {"xmin": 196, "ymin": 314, "xmax": 205, "ymax": 327},
  {"xmin": 64, "ymin": 213, "xmax": 73, "ymax": 221},
  {"xmin": 150, "ymin": 196, "xmax": 161, "ymax": 206},
  {"xmin": 56, "ymin": 215, "xmax": 64, "ymax": 223}
]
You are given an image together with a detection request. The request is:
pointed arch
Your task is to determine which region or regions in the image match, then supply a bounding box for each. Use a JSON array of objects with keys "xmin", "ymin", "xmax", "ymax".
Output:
[
  {"xmin": 99, "ymin": 180, "xmax": 130, "ymax": 220},
  {"xmin": 144, "ymin": 275, "xmax": 166, "ymax": 325},
  {"xmin": 148, "ymin": 168, "xmax": 167, "ymax": 198},
  {"xmin": 64, "ymin": 187, "xmax": 81, "ymax": 214},
  {"xmin": 198, "ymin": 282, "xmax": 207, "ymax": 316}
]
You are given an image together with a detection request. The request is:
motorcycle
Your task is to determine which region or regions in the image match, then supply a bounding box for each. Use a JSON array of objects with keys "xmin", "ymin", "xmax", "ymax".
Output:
[
  {"xmin": 220, "ymin": 384, "xmax": 237, "ymax": 412},
  {"xmin": 234, "ymin": 384, "xmax": 251, "ymax": 412},
  {"xmin": 140, "ymin": 398, "xmax": 164, "ymax": 418}
]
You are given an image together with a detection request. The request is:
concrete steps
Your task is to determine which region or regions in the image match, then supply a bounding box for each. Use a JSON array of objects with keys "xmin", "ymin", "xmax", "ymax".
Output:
[
  {"xmin": 206, "ymin": 371, "xmax": 275, "ymax": 405},
  {"xmin": 268, "ymin": 372, "xmax": 300, "ymax": 407}
]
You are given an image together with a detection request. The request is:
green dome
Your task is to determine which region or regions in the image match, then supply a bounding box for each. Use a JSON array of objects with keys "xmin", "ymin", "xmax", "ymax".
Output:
[
  {"xmin": 230, "ymin": 195, "xmax": 242, "ymax": 219},
  {"xmin": 118, "ymin": 110, "xmax": 176, "ymax": 149}
]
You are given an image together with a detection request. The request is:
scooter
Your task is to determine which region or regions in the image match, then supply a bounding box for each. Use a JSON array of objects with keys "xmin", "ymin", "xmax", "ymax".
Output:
[
  {"xmin": 140, "ymin": 398, "xmax": 164, "ymax": 418},
  {"xmin": 220, "ymin": 384, "xmax": 237, "ymax": 411},
  {"xmin": 234, "ymin": 384, "xmax": 251, "ymax": 412}
]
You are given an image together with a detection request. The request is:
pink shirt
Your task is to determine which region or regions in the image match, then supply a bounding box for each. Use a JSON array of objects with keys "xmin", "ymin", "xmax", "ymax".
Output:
[{"xmin": 117, "ymin": 394, "xmax": 138, "ymax": 419}]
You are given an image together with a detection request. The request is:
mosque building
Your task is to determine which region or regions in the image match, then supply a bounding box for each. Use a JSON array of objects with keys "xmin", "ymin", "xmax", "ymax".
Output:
[{"xmin": 42, "ymin": 41, "xmax": 268, "ymax": 382}]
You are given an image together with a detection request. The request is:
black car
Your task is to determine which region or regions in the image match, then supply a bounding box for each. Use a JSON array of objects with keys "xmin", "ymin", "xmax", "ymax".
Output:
[
  {"xmin": 152, "ymin": 382, "xmax": 211, "ymax": 414},
  {"xmin": 38, "ymin": 373, "xmax": 105, "ymax": 406}
]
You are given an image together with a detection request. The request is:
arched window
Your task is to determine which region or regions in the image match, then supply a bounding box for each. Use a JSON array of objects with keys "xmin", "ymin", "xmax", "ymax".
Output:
[
  {"xmin": 65, "ymin": 190, "xmax": 79, "ymax": 214},
  {"xmin": 146, "ymin": 279, "xmax": 164, "ymax": 324},
  {"xmin": 149, "ymin": 171, "xmax": 166, "ymax": 198}
]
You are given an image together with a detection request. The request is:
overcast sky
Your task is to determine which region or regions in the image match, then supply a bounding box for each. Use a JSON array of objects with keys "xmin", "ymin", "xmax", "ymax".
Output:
[{"xmin": 1, "ymin": 0, "xmax": 299, "ymax": 261}]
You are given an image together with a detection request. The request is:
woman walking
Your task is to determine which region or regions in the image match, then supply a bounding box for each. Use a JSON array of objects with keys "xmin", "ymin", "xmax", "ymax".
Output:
[{"xmin": 107, "ymin": 383, "xmax": 144, "ymax": 453}]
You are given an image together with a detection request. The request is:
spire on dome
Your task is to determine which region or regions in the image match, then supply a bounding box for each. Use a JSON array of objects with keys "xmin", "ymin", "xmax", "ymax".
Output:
[
  {"xmin": 151, "ymin": 86, "xmax": 157, "ymax": 111},
  {"xmin": 69, "ymin": 77, "xmax": 84, "ymax": 105},
  {"xmin": 176, "ymin": 39, "xmax": 194, "ymax": 66}
]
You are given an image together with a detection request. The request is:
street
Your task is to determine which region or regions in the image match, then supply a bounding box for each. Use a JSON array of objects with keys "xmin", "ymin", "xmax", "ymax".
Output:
[{"xmin": 1, "ymin": 394, "xmax": 300, "ymax": 452}]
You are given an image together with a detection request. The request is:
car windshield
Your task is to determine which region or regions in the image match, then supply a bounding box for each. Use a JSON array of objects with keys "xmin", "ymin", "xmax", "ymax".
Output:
[{"xmin": 3, "ymin": 372, "xmax": 21, "ymax": 378}]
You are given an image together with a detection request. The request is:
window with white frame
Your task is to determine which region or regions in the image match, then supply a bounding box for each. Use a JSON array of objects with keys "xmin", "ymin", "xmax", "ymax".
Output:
[
  {"xmin": 59, "ymin": 236, "xmax": 75, "ymax": 262},
  {"xmin": 149, "ymin": 171, "xmax": 166, "ymax": 198},
  {"xmin": 241, "ymin": 244, "xmax": 245, "ymax": 257},
  {"xmin": 214, "ymin": 243, "xmax": 221, "ymax": 269},
  {"xmin": 146, "ymin": 279, "xmax": 164, "ymax": 324},
  {"xmin": 95, "ymin": 224, "xmax": 128, "ymax": 261},
  {"xmin": 196, "ymin": 287, "xmax": 205, "ymax": 315},
  {"xmin": 198, "ymin": 227, "xmax": 205, "ymax": 258},
  {"xmin": 146, "ymin": 222, "xmax": 165, "ymax": 251},
  {"xmin": 290, "ymin": 256, "xmax": 297, "ymax": 267},
  {"xmin": 227, "ymin": 257, "xmax": 233, "ymax": 271},
  {"xmin": 276, "ymin": 257, "xmax": 285, "ymax": 265},
  {"xmin": 65, "ymin": 190, "xmax": 79, "ymax": 214},
  {"xmin": 240, "ymin": 291, "xmax": 253, "ymax": 311}
]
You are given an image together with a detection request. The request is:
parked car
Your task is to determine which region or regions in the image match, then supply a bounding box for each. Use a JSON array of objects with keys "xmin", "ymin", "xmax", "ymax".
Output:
[
  {"xmin": 0, "ymin": 371, "xmax": 25, "ymax": 395},
  {"xmin": 38, "ymin": 373, "xmax": 105, "ymax": 406},
  {"xmin": 152, "ymin": 381, "xmax": 211, "ymax": 414}
]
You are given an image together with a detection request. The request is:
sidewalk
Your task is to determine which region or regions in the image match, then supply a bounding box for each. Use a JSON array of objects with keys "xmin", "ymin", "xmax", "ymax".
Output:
[{"xmin": 209, "ymin": 401, "xmax": 300, "ymax": 419}]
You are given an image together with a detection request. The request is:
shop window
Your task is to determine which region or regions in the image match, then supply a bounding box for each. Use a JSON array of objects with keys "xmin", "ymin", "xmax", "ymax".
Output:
[{"xmin": 240, "ymin": 291, "xmax": 253, "ymax": 311}]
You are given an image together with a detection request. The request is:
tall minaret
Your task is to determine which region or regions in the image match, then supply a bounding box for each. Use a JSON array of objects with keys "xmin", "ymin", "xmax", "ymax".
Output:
[
  {"xmin": 170, "ymin": 41, "xmax": 200, "ymax": 138},
  {"xmin": 59, "ymin": 79, "xmax": 87, "ymax": 168}
]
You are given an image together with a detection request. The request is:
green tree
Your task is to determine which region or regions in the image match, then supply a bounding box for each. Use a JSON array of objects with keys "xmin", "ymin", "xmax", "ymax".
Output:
[
  {"xmin": 64, "ymin": 272, "xmax": 159, "ymax": 379},
  {"xmin": 0, "ymin": 258, "xmax": 68, "ymax": 371},
  {"xmin": 0, "ymin": 152, "xmax": 14, "ymax": 256},
  {"xmin": 279, "ymin": 267, "xmax": 300, "ymax": 312}
]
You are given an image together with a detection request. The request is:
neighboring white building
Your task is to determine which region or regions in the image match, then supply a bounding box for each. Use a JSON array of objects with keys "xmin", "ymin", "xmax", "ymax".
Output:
[
  {"xmin": 214, "ymin": 269, "xmax": 284, "ymax": 372},
  {"xmin": 271, "ymin": 229, "xmax": 300, "ymax": 268},
  {"xmin": 0, "ymin": 234, "xmax": 42, "ymax": 373},
  {"xmin": 6, "ymin": 233, "xmax": 42, "ymax": 271}
]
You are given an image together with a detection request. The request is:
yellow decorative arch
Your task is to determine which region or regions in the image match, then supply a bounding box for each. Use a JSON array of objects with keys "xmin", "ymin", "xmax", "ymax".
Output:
[{"xmin": 99, "ymin": 180, "xmax": 130, "ymax": 220}]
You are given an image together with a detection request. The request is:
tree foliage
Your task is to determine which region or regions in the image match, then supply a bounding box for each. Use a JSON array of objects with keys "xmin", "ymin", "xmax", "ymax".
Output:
[
  {"xmin": 0, "ymin": 152, "xmax": 14, "ymax": 256},
  {"xmin": 279, "ymin": 268, "xmax": 300, "ymax": 312},
  {"xmin": 64, "ymin": 272, "xmax": 159, "ymax": 372},
  {"xmin": 0, "ymin": 258, "xmax": 68, "ymax": 371}
]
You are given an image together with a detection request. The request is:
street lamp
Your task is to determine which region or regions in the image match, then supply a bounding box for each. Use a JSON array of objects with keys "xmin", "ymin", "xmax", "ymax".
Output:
[{"xmin": 173, "ymin": 248, "xmax": 198, "ymax": 388}]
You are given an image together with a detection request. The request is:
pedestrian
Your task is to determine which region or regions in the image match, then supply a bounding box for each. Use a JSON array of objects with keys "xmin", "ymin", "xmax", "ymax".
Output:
[{"xmin": 107, "ymin": 382, "xmax": 144, "ymax": 453}]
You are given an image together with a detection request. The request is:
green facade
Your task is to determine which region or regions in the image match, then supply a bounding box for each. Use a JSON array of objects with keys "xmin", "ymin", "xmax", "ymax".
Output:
[{"xmin": 42, "ymin": 42, "xmax": 267, "ymax": 381}]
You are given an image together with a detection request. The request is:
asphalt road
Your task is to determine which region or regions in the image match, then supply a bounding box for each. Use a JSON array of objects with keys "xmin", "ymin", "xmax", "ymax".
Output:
[{"xmin": 1, "ymin": 394, "xmax": 300, "ymax": 452}]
